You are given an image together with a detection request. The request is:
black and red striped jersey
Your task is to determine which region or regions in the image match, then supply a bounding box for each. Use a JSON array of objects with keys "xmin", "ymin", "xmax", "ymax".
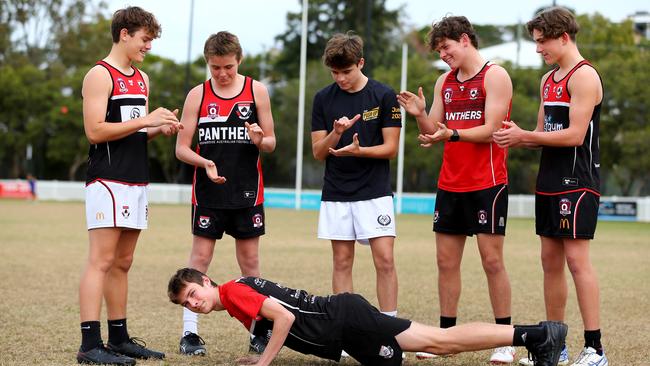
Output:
[
  {"xmin": 536, "ymin": 60, "xmax": 601, "ymax": 195},
  {"xmin": 439, "ymin": 62, "xmax": 510, "ymax": 192},
  {"xmin": 192, "ymin": 76, "xmax": 264, "ymax": 208},
  {"xmin": 86, "ymin": 60, "xmax": 149, "ymax": 185}
]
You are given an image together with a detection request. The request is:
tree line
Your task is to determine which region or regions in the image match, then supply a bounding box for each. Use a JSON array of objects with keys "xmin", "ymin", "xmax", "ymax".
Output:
[{"xmin": 1, "ymin": 0, "xmax": 648, "ymax": 195}]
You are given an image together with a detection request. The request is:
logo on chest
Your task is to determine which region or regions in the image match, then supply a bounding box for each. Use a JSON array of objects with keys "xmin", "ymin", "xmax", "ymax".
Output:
[
  {"xmin": 207, "ymin": 103, "xmax": 219, "ymax": 119},
  {"xmin": 237, "ymin": 103, "xmax": 252, "ymax": 120}
]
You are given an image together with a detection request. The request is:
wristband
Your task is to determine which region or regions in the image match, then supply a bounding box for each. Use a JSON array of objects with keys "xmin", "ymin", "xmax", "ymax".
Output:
[{"xmin": 449, "ymin": 129, "xmax": 460, "ymax": 142}]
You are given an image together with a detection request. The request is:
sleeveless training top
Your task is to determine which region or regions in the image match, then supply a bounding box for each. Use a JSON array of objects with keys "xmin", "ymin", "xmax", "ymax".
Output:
[
  {"xmin": 536, "ymin": 60, "xmax": 601, "ymax": 195},
  {"xmin": 438, "ymin": 62, "xmax": 509, "ymax": 192},
  {"xmin": 192, "ymin": 76, "xmax": 264, "ymax": 208},
  {"xmin": 86, "ymin": 60, "xmax": 149, "ymax": 185}
]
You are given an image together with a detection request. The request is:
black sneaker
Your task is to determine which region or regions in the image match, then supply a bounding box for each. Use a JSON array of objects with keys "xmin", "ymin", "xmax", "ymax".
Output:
[
  {"xmin": 525, "ymin": 321, "xmax": 568, "ymax": 366},
  {"xmin": 249, "ymin": 335, "xmax": 268, "ymax": 354},
  {"xmin": 179, "ymin": 331, "xmax": 206, "ymax": 356},
  {"xmin": 77, "ymin": 344, "xmax": 136, "ymax": 365},
  {"xmin": 107, "ymin": 337, "xmax": 165, "ymax": 360}
]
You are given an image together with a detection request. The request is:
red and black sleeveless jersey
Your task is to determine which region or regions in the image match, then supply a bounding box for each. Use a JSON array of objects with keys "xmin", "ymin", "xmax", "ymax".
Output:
[
  {"xmin": 193, "ymin": 76, "xmax": 264, "ymax": 208},
  {"xmin": 438, "ymin": 62, "xmax": 509, "ymax": 192},
  {"xmin": 86, "ymin": 61, "xmax": 149, "ymax": 185},
  {"xmin": 536, "ymin": 60, "xmax": 601, "ymax": 195}
]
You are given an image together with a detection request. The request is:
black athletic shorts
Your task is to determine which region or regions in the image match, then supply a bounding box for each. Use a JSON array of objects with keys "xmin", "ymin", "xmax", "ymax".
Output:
[
  {"xmin": 340, "ymin": 294, "xmax": 411, "ymax": 366},
  {"xmin": 535, "ymin": 190, "xmax": 599, "ymax": 239},
  {"xmin": 433, "ymin": 184, "xmax": 508, "ymax": 236},
  {"xmin": 191, "ymin": 204, "xmax": 265, "ymax": 240}
]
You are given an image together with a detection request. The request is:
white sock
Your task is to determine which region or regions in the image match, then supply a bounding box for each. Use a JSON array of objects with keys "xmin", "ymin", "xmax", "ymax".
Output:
[
  {"xmin": 183, "ymin": 307, "xmax": 199, "ymax": 336},
  {"xmin": 381, "ymin": 310, "xmax": 397, "ymax": 317}
]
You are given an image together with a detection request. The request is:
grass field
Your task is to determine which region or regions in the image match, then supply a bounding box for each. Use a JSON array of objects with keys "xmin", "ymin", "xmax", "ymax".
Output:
[{"xmin": 0, "ymin": 199, "xmax": 649, "ymax": 365}]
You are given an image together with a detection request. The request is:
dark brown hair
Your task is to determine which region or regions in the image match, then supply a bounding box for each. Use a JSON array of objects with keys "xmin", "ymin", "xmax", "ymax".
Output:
[
  {"xmin": 322, "ymin": 32, "xmax": 364, "ymax": 69},
  {"xmin": 167, "ymin": 268, "xmax": 217, "ymax": 305},
  {"xmin": 204, "ymin": 31, "xmax": 243, "ymax": 61},
  {"xmin": 427, "ymin": 16, "xmax": 478, "ymax": 50},
  {"xmin": 527, "ymin": 7, "xmax": 579, "ymax": 41},
  {"xmin": 111, "ymin": 6, "xmax": 161, "ymax": 43}
]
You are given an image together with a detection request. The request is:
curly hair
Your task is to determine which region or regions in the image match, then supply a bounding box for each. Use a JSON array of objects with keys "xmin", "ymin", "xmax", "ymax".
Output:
[
  {"xmin": 111, "ymin": 6, "xmax": 161, "ymax": 43},
  {"xmin": 527, "ymin": 7, "xmax": 579, "ymax": 41},
  {"xmin": 427, "ymin": 16, "xmax": 478, "ymax": 51}
]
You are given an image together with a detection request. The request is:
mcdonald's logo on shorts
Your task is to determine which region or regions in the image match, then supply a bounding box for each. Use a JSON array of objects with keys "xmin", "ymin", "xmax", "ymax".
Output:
[
  {"xmin": 96, "ymin": 212, "xmax": 105, "ymax": 221},
  {"xmin": 559, "ymin": 218, "xmax": 570, "ymax": 230}
]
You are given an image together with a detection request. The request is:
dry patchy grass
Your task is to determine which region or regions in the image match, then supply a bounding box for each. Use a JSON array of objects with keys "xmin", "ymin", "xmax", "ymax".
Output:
[{"xmin": 0, "ymin": 200, "xmax": 648, "ymax": 365}]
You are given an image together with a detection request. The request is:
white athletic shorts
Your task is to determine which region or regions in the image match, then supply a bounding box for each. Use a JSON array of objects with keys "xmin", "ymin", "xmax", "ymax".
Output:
[
  {"xmin": 85, "ymin": 179, "xmax": 148, "ymax": 230},
  {"xmin": 317, "ymin": 196, "xmax": 396, "ymax": 244}
]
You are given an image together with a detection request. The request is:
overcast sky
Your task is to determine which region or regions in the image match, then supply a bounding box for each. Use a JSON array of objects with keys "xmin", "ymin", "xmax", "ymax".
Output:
[{"xmin": 106, "ymin": 0, "xmax": 648, "ymax": 63}]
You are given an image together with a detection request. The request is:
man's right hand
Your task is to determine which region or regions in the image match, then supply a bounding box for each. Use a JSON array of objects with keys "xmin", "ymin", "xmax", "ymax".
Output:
[
  {"xmin": 397, "ymin": 87, "xmax": 426, "ymax": 118},
  {"xmin": 146, "ymin": 107, "xmax": 180, "ymax": 128},
  {"xmin": 333, "ymin": 114, "xmax": 361, "ymax": 135},
  {"xmin": 205, "ymin": 160, "xmax": 226, "ymax": 184}
]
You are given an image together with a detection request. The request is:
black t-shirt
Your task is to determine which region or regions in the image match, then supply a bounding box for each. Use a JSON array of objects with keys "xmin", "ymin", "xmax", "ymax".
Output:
[{"xmin": 311, "ymin": 79, "xmax": 402, "ymax": 201}]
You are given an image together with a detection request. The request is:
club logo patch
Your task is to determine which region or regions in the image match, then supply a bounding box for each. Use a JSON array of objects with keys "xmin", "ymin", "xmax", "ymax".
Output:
[
  {"xmin": 433, "ymin": 210, "xmax": 439, "ymax": 223},
  {"xmin": 478, "ymin": 210, "xmax": 488, "ymax": 225},
  {"xmin": 237, "ymin": 103, "xmax": 252, "ymax": 119},
  {"xmin": 377, "ymin": 214, "xmax": 392, "ymax": 226},
  {"xmin": 121, "ymin": 205, "xmax": 130, "ymax": 219},
  {"xmin": 198, "ymin": 216, "xmax": 211, "ymax": 229},
  {"xmin": 252, "ymin": 213, "xmax": 263, "ymax": 228},
  {"xmin": 469, "ymin": 87, "xmax": 479, "ymax": 100},
  {"xmin": 379, "ymin": 345, "xmax": 394, "ymax": 359},
  {"xmin": 137, "ymin": 80, "xmax": 145, "ymax": 92},
  {"xmin": 559, "ymin": 198, "xmax": 572, "ymax": 216},
  {"xmin": 207, "ymin": 103, "xmax": 219, "ymax": 119},
  {"xmin": 117, "ymin": 78, "xmax": 128, "ymax": 93},
  {"xmin": 444, "ymin": 88, "xmax": 453, "ymax": 104},
  {"xmin": 543, "ymin": 84, "xmax": 550, "ymax": 99},
  {"xmin": 555, "ymin": 86, "xmax": 563, "ymax": 99}
]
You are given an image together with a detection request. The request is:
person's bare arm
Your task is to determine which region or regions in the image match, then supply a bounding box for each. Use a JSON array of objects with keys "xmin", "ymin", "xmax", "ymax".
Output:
[
  {"xmin": 329, "ymin": 127, "xmax": 400, "ymax": 159},
  {"xmin": 175, "ymin": 84, "xmax": 225, "ymax": 184},
  {"xmin": 251, "ymin": 299, "xmax": 295, "ymax": 366},
  {"xmin": 82, "ymin": 66, "xmax": 179, "ymax": 144},
  {"xmin": 495, "ymin": 67, "xmax": 600, "ymax": 148},
  {"xmin": 445, "ymin": 65, "xmax": 512, "ymax": 143},
  {"xmin": 247, "ymin": 80, "xmax": 276, "ymax": 153},
  {"xmin": 311, "ymin": 114, "xmax": 360, "ymax": 161}
]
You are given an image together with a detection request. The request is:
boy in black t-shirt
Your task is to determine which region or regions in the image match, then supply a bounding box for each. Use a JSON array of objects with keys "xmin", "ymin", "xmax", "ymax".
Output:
[{"xmin": 310, "ymin": 32, "xmax": 402, "ymax": 322}]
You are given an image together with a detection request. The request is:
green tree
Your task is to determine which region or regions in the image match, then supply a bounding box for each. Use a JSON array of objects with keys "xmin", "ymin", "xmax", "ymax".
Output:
[{"xmin": 272, "ymin": 0, "xmax": 403, "ymax": 80}]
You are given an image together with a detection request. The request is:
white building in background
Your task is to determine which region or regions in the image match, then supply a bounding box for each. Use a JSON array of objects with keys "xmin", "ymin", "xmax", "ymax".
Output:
[
  {"xmin": 433, "ymin": 39, "xmax": 541, "ymax": 70},
  {"xmin": 629, "ymin": 11, "xmax": 650, "ymax": 39}
]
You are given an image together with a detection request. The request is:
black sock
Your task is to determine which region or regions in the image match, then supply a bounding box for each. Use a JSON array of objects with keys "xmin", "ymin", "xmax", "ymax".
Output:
[
  {"xmin": 108, "ymin": 318, "xmax": 130, "ymax": 346},
  {"xmin": 496, "ymin": 317, "xmax": 511, "ymax": 325},
  {"xmin": 512, "ymin": 324, "xmax": 545, "ymax": 347},
  {"xmin": 440, "ymin": 316, "xmax": 457, "ymax": 329},
  {"xmin": 80, "ymin": 321, "xmax": 102, "ymax": 352},
  {"xmin": 584, "ymin": 329, "xmax": 603, "ymax": 355}
]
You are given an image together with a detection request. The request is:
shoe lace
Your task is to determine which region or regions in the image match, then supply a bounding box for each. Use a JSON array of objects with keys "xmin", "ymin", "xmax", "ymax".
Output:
[
  {"xmin": 185, "ymin": 332, "xmax": 206, "ymax": 345},
  {"xmin": 573, "ymin": 348, "xmax": 596, "ymax": 365},
  {"xmin": 494, "ymin": 346, "xmax": 513, "ymax": 354},
  {"xmin": 126, "ymin": 337, "xmax": 147, "ymax": 348}
]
